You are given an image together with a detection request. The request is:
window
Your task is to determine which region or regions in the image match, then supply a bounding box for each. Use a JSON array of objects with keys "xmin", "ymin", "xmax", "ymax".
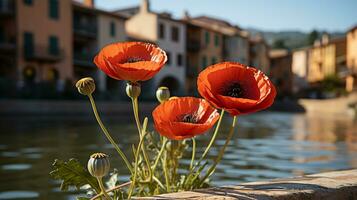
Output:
[
  {"xmin": 159, "ymin": 23, "xmax": 165, "ymax": 39},
  {"xmin": 204, "ymin": 31, "xmax": 210, "ymax": 45},
  {"xmin": 177, "ymin": 54, "xmax": 183, "ymax": 66},
  {"xmin": 23, "ymin": 0, "xmax": 33, "ymax": 5},
  {"xmin": 202, "ymin": 55, "xmax": 207, "ymax": 68},
  {"xmin": 211, "ymin": 57, "xmax": 217, "ymax": 65},
  {"xmin": 49, "ymin": 0, "xmax": 59, "ymax": 20},
  {"xmin": 110, "ymin": 21, "xmax": 116, "ymax": 37},
  {"xmin": 166, "ymin": 51, "xmax": 171, "ymax": 65},
  {"xmin": 48, "ymin": 36, "xmax": 59, "ymax": 56},
  {"xmin": 24, "ymin": 32, "xmax": 34, "ymax": 58},
  {"xmin": 214, "ymin": 34, "xmax": 219, "ymax": 47},
  {"xmin": 171, "ymin": 26, "xmax": 179, "ymax": 42}
]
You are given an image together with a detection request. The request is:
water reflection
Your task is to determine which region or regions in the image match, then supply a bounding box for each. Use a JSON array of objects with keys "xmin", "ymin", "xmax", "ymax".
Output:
[{"xmin": 0, "ymin": 112, "xmax": 356, "ymax": 199}]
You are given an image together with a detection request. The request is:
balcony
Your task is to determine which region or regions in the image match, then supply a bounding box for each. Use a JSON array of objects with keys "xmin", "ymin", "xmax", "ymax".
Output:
[
  {"xmin": 0, "ymin": 38, "xmax": 15, "ymax": 53},
  {"xmin": 73, "ymin": 22, "xmax": 97, "ymax": 39},
  {"xmin": 73, "ymin": 52, "xmax": 96, "ymax": 68},
  {"xmin": 187, "ymin": 40, "xmax": 201, "ymax": 52},
  {"xmin": 0, "ymin": 0, "xmax": 14, "ymax": 17},
  {"xmin": 24, "ymin": 45, "xmax": 63, "ymax": 63},
  {"xmin": 186, "ymin": 65, "xmax": 198, "ymax": 77}
]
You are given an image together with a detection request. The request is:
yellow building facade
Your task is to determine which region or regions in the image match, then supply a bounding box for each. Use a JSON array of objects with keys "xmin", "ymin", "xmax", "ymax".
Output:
[{"xmin": 347, "ymin": 26, "xmax": 357, "ymax": 91}]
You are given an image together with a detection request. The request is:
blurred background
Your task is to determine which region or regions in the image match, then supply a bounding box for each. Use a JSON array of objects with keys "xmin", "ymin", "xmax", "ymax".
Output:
[{"xmin": 0, "ymin": 0, "xmax": 357, "ymax": 199}]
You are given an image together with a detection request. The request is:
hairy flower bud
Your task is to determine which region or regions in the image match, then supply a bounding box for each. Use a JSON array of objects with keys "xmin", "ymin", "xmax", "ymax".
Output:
[
  {"xmin": 126, "ymin": 82, "xmax": 141, "ymax": 99},
  {"xmin": 76, "ymin": 77, "xmax": 95, "ymax": 96},
  {"xmin": 156, "ymin": 86, "xmax": 170, "ymax": 103},
  {"xmin": 87, "ymin": 153, "xmax": 110, "ymax": 178}
]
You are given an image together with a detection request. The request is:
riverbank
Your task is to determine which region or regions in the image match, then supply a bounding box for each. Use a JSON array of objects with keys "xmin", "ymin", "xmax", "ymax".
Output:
[
  {"xmin": 0, "ymin": 99, "xmax": 302, "ymax": 117},
  {"xmin": 139, "ymin": 169, "xmax": 357, "ymax": 200}
]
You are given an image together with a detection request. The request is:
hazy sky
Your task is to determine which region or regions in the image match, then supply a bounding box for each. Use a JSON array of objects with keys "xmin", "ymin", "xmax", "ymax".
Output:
[{"xmin": 95, "ymin": 0, "xmax": 357, "ymax": 32}]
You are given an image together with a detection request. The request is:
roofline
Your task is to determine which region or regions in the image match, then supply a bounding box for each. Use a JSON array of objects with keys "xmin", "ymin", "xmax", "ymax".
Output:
[{"xmin": 72, "ymin": 2, "xmax": 128, "ymax": 20}]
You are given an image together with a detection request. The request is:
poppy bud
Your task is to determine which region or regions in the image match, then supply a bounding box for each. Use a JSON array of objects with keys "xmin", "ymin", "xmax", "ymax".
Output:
[
  {"xmin": 126, "ymin": 82, "xmax": 141, "ymax": 99},
  {"xmin": 156, "ymin": 86, "xmax": 170, "ymax": 103},
  {"xmin": 76, "ymin": 77, "xmax": 95, "ymax": 96},
  {"xmin": 87, "ymin": 153, "xmax": 110, "ymax": 178}
]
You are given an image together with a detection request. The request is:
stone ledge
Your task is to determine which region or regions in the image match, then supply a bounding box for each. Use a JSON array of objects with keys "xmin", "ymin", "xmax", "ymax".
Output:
[{"xmin": 137, "ymin": 169, "xmax": 357, "ymax": 199}]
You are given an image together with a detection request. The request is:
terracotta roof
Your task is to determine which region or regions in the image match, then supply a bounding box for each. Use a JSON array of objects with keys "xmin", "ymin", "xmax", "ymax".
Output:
[
  {"xmin": 72, "ymin": 1, "xmax": 128, "ymax": 20},
  {"xmin": 184, "ymin": 16, "xmax": 241, "ymax": 36}
]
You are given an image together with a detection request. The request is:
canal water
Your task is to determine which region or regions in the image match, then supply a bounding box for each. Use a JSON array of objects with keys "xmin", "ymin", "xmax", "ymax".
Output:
[{"xmin": 0, "ymin": 112, "xmax": 356, "ymax": 199}]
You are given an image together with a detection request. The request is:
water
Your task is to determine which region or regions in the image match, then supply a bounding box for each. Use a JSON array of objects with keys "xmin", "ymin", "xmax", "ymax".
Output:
[{"xmin": 0, "ymin": 112, "xmax": 357, "ymax": 199}]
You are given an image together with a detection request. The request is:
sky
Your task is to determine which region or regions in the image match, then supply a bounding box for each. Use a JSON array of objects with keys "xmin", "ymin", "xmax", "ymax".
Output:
[{"xmin": 94, "ymin": 0, "xmax": 357, "ymax": 33}]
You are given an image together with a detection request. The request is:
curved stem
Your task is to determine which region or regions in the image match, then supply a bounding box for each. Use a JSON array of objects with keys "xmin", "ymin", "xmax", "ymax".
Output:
[
  {"xmin": 152, "ymin": 137, "xmax": 167, "ymax": 172},
  {"xmin": 128, "ymin": 118, "xmax": 148, "ymax": 199},
  {"xmin": 190, "ymin": 138, "xmax": 196, "ymax": 170},
  {"xmin": 194, "ymin": 110, "xmax": 225, "ymax": 170},
  {"xmin": 90, "ymin": 181, "xmax": 131, "ymax": 200},
  {"xmin": 97, "ymin": 177, "xmax": 111, "ymax": 200},
  {"xmin": 162, "ymin": 150, "xmax": 170, "ymax": 192},
  {"xmin": 199, "ymin": 116, "xmax": 237, "ymax": 186},
  {"xmin": 88, "ymin": 94, "xmax": 133, "ymax": 174},
  {"xmin": 131, "ymin": 97, "xmax": 153, "ymax": 180}
]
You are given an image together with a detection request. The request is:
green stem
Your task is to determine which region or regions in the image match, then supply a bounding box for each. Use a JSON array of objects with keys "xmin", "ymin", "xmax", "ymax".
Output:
[
  {"xmin": 199, "ymin": 116, "xmax": 237, "ymax": 186},
  {"xmin": 193, "ymin": 110, "xmax": 225, "ymax": 170},
  {"xmin": 128, "ymin": 118, "xmax": 148, "ymax": 199},
  {"xmin": 162, "ymin": 150, "xmax": 170, "ymax": 192},
  {"xmin": 152, "ymin": 137, "xmax": 167, "ymax": 172},
  {"xmin": 131, "ymin": 97, "xmax": 153, "ymax": 180},
  {"xmin": 97, "ymin": 177, "xmax": 111, "ymax": 200},
  {"xmin": 190, "ymin": 138, "xmax": 196, "ymax": 170},
  {"xmin": 88, "ymin": 94, "xmax": 133, "ymax": 174}
]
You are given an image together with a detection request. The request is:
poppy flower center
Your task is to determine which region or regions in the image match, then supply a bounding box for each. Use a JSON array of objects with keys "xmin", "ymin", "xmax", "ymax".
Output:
[
  {"xmin": 126, "ymin": 57, "xmax": 146, "ymax": 63},
  {"xmin": 223, "ymin": 82, "xmax": 244, "ymax": 98},
  {"xmin": 179, "ymin": 113, "xmax": 199, "ymax": 124}
]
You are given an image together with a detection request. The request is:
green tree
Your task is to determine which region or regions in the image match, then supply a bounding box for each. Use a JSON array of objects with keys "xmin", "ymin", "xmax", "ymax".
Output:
[
  {"xmin": 272, "ymin": 39, "xmax": 287, "ymax": 49},
  {"xmin": 307, "ymin": 30, "xmax": 319, "ymax": 45}
]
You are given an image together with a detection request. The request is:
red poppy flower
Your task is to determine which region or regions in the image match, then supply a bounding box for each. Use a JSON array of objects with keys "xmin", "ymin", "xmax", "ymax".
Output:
[
  {"xmin": 94, "ymin": 42, "xmax": 167, "ymax": 82},
  {"xmin": 152, "ymin": 97, "xmax": 220, "ymax": 140},
  {"xmin": 197, "ymin": 62, "xmax": 276, "ymax": 116}
]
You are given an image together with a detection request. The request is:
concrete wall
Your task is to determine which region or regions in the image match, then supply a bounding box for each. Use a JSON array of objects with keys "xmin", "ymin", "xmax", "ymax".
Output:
[
  {"xmin": 16, "ymin": 0, "xmax": 73, "ymax": 83},
  {"xmin": 138, "ymin": 169, "xmax": 357, "ymax": 200}
]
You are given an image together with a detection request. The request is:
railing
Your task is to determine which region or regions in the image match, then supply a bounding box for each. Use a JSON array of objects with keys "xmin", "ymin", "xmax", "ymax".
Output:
[
  {"xmin": 0, "ymin": 0, "xmax": 14, "ymax": 16},
  {"xmin": 73, "ymin": 52, "xmax": 96, "ymax": 67},
  {"xmin": 24, "ymin": 45, "xmax": 64, "ymax": 62},
  {"xmin": 73, "ymin": 22, "xmax": 97, "ymax": 38}
]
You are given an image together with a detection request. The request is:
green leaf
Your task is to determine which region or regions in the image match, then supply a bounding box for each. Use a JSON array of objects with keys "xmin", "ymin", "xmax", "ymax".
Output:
[{"xmin": 50, "ymin": 158, "xmax": 100, "ymax": 193}]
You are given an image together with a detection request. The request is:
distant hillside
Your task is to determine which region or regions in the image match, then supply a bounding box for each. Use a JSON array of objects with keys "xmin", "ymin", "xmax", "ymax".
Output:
[{"xmin": 247, "ymin": 28, "xmax": 345, "ymax": 50}]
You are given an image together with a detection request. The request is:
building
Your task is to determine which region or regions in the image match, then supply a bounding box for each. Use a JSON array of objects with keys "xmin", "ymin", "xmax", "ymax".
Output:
[
  {"xmin": 0, "ymin": 0, "xmax": 73, "ymax": 93},
  {"xmin": 269, "ymin": 49, "xmax": 293, "ymax": 98},
  {"xmin": 249, "ymin": 35, "xmax": 270, "ymax": 74},
  {"xmin": 308, "ymin": 35, "xmax": 347, "ymax": 83},
  {"xmin": 183, "ymin": 15, "xmax": 250, "ymax": 95},
  {"xmin": 73, "ymin": 0, "xmax": 127, "ymax": 93},
  {"xmin": 119, "ymin": 0, "xmax": 186, "ymax": 97},
  {"xmin": 346, "ymin": 25, "xmax": 357, "ymax": 91},
  {"xmin": 292, "ymin": 47, "xmax": 310, "ymax": 93},
  {"xmin": 224, "ymin": 29, "xmax": 250, "ymax": 65}
]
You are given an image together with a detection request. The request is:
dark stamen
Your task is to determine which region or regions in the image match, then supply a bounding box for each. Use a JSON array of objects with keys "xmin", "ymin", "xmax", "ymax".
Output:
[
  {"xmin": 126, "ymin": 57, "xmax": 145, "ymax": 63},
  {"xmin": 179, "ymin": 113, "xmax": 199, "ymax": 124},
  {"xmin": 222, "ymin": 82, "xmax": 244, "ymax": 98}
]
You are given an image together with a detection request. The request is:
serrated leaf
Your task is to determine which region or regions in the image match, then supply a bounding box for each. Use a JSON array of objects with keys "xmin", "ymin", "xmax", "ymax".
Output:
[{"xmin": 50, "ymin": 158, "xmax": 100, "ymax": 193}]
